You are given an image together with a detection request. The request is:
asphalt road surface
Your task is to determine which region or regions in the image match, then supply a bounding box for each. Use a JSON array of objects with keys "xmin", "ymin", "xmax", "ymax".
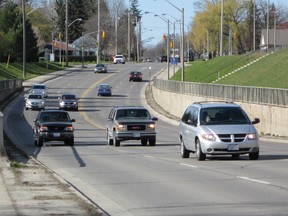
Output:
[{"xmin": 4, "ymin": 63, "xmax": 288, "ymax": 216}]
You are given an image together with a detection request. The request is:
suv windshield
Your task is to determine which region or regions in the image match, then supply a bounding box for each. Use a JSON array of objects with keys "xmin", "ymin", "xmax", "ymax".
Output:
[
  {"xmin": 40, "ymin": 112, "xmax": 70, "ymax": 122},
  {"xmin": 116, "ymin": 109, "xmax": 150, "ymax": 120},
  {"xmin": 200, "ymin": 107, "xmax": 250, "ymax": 125}
]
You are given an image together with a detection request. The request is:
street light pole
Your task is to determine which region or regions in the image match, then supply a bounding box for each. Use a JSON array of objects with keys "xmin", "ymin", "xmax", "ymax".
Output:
[
  {"xmin": 97, "ymin": 0, "xmax": 100, "ymax": 64},
  {"xmin": 65, "ymin": 0, "xmax": 68, "ymax": 67},
  {"xmin": 158, "ymin": 0, "xmax": 184, "ymax": 81},
  {"xmin": 128, "ymin": 1, "xmax": 131, "ymax": 61},
  {"xmin": 22, "ymin": 0, "xmax": 26, "ymax": 79},
  {"xmin": 253, "ymin": 0, "xmax": 256, "ymax": 51},
  {"xmin": 220, "ymin": 0, "xmax": 224, "ymax": 56},
  {"xmin": 146, "ymin": 12, "xmax": 170, "ymax": 79}
]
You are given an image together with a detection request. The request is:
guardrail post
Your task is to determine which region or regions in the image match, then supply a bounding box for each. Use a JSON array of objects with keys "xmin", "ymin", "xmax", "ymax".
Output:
[{"xmin": 0, "ymin": 112, "xmax": 4, "ymax": 156}]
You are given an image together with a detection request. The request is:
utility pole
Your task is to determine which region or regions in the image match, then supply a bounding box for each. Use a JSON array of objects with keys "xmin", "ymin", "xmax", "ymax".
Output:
[
  {"xmin": 220, "ymin": 0, "xmax": 223, "ymax": 56},
  {"xmin": 22, "ymin": 0, "xmax": 26, "ymax": 79},
  {"xmin": 65, "ymin": 0, "xmax": 68, "ymax": 66},
  {"xmin": 97, "ymin": 0, "xmax": 100, "ymax": 64}
]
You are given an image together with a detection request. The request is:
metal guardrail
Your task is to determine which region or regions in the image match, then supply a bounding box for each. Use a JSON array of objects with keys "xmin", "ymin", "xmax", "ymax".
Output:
[{"xmin": 153, "ymin": 79, "xmax": 288, "ymax": 107}]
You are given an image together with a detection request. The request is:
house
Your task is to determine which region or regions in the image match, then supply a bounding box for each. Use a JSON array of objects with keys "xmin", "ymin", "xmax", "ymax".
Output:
[{"xmin": 260, "ymin": 22, "xmax": 288, "ymax": 50}]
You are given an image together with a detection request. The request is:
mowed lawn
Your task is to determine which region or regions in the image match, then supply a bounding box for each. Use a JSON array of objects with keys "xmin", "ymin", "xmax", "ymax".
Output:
[{"xmin": 172, "ymin": 49, "xmax": 288, "ymax": 89}]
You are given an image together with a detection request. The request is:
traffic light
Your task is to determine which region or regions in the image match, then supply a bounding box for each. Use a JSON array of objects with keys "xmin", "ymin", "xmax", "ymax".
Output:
[
  {"xmin": 162, "ymin": 34, "xmax": 166, "ymax": 40},
  {"xmin": 58, "ymin": 33, "xmax": 62, "ymax": 40},
  {"xmin": 102, "ymin": 31, "xmax": 106, "ymax": 38},
  {"xmin": 170, "ymin": 41, "xmax": 173, "ymax": 48},
  {"xmin": 95, "ymin": 42, "xmax": 98, "ymax": 47}
]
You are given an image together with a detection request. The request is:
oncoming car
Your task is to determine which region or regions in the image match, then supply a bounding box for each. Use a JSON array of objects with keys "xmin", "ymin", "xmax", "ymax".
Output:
[
  {"xmin": 25, "ymin": 93, "xmax": 45, "ymax": 110},
  {"xmin": 179, "ymin": 101, "xmax": 260, "ymax": 161},
  {"xmin": 106, "ymin": 106, "xmax": 158, "ymax": 147},
  {"xmin": 29, "ymin": 84, "xmax": 48, "ymax": 98},
  {"xmin": 58, "ymin": 93, "xmax": 78, "ymax": 111},
  {"xmin": 33, "ymin": 110, "xmax": 75, "ymax": 147},
  {"xmin": 94, "ymin": 64, "xmax": 108, "ymax": 73},
  {"xmin": 113, "ymin": 55, "xmax": 125, "ymax": 64}
]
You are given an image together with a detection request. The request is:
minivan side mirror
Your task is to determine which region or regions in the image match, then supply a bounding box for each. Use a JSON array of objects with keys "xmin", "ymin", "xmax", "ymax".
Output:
[{"xmin": 252, "ymin": 118, "xmax": 260, "ymax": 124}]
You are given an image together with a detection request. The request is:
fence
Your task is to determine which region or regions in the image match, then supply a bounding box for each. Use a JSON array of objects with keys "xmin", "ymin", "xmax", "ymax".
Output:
[{"xmin": 153, "ymin": 79, "xmax": 288, "ymax": 107}]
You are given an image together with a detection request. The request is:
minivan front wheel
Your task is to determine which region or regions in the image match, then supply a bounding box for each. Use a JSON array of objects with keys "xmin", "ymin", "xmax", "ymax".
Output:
[
  {"xmin": 249, "ymin": 150, "xmax": 259, "ymax": 160},
  {"xmin": 196, "ymin": 139, "xmax": 206, "ymax": 161}
]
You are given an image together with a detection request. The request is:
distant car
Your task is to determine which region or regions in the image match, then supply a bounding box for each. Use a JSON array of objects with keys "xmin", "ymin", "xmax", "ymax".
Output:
[
  {"xmin": 160, "ymin": 55, "xmax": 167, "ymax": 62},
  {"xmin": 113, "ymin": 55, "xmax": 125, "ymax": 64},
  {"xmin": 129, "ymin": 71, "xmax": 142, "ymax": 82},
  {"xmin": 58, "ymin": 93, "xmax": 78, "ymax": 111},
  {"xmin": 97, "ymin": 84, "xmax": 112, "ymax": 96},
  {"xmin": 33, "ymin": 110, "xmax": 75, "ymax": 147},
  {"xmin": 179, "ymin": 101, "xmax": 260, "ymax": 161},
  {"xmin": 29, "ymin": 84, "xmax": 48, "ymax": 98},
  {"xmin": 94, "ymin": 64, "xmax": 107, "ymax": 73},
  {"xmin": 25, "ymin": 93, "xmax": 45, "ymax": 110},
  {"xmin": 146, "ymin": 57, "xmax": 153, "ymax": 62},
  {"xmin": 106, "ymin": 106, "xmax": 158, "ymax": 147}
]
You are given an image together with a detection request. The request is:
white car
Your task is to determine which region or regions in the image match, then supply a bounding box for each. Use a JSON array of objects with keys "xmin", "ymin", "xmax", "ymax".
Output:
[
  {"xmin": 113, "ymin": 55, "xmax": 125, "ymax": 64},
  {"xmin": 29, "ymin": 84, "xmax": 48, "ymax": 98},
  {"xmin": 25, "ymin": 94, "xmax": 45, "ymax": 110}
]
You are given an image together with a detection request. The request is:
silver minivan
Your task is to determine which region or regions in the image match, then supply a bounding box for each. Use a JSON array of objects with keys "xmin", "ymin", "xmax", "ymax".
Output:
[{"xmin": 179, "ymin": 101, "xmax": 260, "ymax": 160}]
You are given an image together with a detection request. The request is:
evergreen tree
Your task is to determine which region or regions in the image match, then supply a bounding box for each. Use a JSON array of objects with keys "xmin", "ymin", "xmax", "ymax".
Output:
[{"xmin": 54, "ymin": 0, "xmax": 92, "ymax": 43}]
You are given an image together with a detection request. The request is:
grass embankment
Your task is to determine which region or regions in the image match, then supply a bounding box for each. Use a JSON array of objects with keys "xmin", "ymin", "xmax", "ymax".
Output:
[
  {"xmin": 0, "ymin": 62, "xmax": 65, "ymax": 81},
  {"xmin": 172, "ymin": 49, "xmax": 288, "ymax": 89}
]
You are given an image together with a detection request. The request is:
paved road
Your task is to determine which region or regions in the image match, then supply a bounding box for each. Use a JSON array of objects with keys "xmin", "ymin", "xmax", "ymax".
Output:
[{"xmin": 3, "ymin": 63, "xmax": 288, "ymax": 216}]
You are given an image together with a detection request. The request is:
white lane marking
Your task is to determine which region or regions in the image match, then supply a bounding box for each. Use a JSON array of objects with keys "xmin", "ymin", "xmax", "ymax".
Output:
[
  {"xmin": 237, "ymin": 176, "xmax": 271, "ymax": 185},
  {"xmin": 144, "ymin": 155, "xmax": 155, "ymax": 159},
  {"xmin": 179, "ymin": 163, "xmax": 198, "ymax": 168}
]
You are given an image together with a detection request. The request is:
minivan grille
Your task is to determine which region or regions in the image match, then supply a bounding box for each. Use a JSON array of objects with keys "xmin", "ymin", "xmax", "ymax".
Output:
[{"xmin": 218, "ymin": 134, "xmax": 246, "ymax": 143}]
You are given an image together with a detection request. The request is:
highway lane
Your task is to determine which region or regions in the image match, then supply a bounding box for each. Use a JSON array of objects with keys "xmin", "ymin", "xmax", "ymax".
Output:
[{"xmin": 4, "ymin": 63, "xmax": 288, "ymax": 216}]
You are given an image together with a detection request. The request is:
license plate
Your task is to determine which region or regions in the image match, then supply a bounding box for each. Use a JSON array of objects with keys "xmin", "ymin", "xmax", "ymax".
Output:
[
  {"xmin": 133, "ymin": 132, "xmax": 140, "ymax": 138},
  {"xmin": 53, "ymin": 133, "xmax": 60, "ymax": 137},
  {"xmin": 228, "ymin": 144, "xmax": 239, "ymax": 151}
]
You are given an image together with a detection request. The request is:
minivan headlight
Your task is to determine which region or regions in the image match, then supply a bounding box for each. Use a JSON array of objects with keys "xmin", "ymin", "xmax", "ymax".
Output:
[
  {"xmin": 247, "ymin": 133, "xmax": 258, "ymax": 140},
  {"xmin": 202, "ymin": 133, "xmax": 216, "ymax": 141}
]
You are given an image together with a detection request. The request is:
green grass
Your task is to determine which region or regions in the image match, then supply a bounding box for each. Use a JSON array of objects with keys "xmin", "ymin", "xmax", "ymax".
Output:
[
  {"xmin": 172, "ymin": 49, "xmax": 288, "ymax": 89},
  {"xmin": 0, "ymin": 62, "xmax": 67, "ymax": 80}
]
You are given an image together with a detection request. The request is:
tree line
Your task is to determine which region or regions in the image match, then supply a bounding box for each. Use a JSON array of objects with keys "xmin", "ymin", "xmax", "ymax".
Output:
[
  {"xmin": 0, "ymin": 0, "xmax": 142, "ymax": 63},
  {"xmin": 190, "ymin": 0, "xmax": 288, "ymax": 56}
]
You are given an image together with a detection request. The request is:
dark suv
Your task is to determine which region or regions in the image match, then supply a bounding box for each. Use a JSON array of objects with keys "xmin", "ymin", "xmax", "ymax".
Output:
[
  {"xmin": 33, "ymin": 110, "xmax": 75, "ymax": 146},
  {"xmin": 106, "ymin": 106, "xmax": 158, "ymax": 147}
]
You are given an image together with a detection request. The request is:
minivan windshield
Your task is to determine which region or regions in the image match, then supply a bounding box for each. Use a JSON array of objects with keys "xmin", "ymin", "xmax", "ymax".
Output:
[{"xmin": 200, "ymin": 107, "xmax": 250, "ymax": 125}]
